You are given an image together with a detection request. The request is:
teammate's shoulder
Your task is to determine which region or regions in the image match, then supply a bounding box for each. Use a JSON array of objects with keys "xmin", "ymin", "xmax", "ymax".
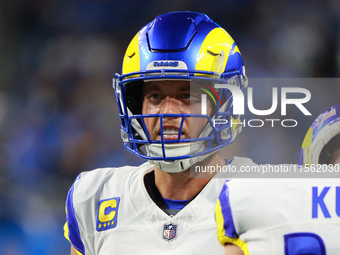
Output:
[{"xmin": 230, "ymin": 156, "xmax": 258, "ymax": 167}]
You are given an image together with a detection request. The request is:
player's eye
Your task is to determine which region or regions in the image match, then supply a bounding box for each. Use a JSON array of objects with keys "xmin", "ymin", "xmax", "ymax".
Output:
[
  {"xmin": 183, "ymin": 93, "xmax": 200, "ymax": 104},
  {"xmin": 182, "ymin": 93, "xmax": 191, "ymax": 100},
  {"xmin": 147, "ymin": 93, "xmax": 165, "ymax": 104},
  {"xmin": 151, "ymin": 94, "xmax": 161, "ymax": 100}
]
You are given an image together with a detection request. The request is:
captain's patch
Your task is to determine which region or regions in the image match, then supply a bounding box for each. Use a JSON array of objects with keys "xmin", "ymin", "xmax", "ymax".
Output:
[{"xmin": 96, "ymin": 197, "xmax": 120, "ymax": 231}]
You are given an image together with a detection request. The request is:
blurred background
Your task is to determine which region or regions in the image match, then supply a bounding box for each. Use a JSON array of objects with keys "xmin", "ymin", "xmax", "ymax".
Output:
[{"xmin": 0, "ymin": 0, "xmax": 339, "ymax": 254}]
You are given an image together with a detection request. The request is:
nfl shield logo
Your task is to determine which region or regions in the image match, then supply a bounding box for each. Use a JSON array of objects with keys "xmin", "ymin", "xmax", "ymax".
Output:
[{"xmin": 163, "ymin": 223, "xmax": 177, "ymax": 241}]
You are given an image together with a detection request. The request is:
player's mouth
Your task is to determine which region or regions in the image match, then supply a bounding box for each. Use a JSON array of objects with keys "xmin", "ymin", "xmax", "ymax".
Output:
[{"xmin": 158, "ymin": 127, "xmax": 185, "ymax": 140}]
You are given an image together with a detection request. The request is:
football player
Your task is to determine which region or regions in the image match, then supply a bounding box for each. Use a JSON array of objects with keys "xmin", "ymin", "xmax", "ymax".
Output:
[
  {"xmin": 215, "ymin": 104, "xmax": 340, "ymax": 255},
  {"xmin": 64, "ymin": 11, "xmax": 251, "ymax": 254}
]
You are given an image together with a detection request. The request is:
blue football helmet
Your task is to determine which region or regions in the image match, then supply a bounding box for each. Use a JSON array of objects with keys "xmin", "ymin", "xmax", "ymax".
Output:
[
  {"xmin": 299, "ymin": 104, "xmax": 340, "ymax": 166},
  {"xmin": 113, "ymin": 11, "xmax": 247, "ymax": 172}
]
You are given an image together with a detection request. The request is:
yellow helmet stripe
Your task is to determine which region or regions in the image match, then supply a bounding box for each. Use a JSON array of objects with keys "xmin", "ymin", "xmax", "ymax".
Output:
[
  {"xmin": 195, "ymin": 27, "xmax": 235, "ymax": 74},
  {"xmin": 301, "ymin": 127, "xmax": 313, "ymax": 165},
  {"xmin": 122, "ymin": 32, "xmax": 140, "ymax": 75}
]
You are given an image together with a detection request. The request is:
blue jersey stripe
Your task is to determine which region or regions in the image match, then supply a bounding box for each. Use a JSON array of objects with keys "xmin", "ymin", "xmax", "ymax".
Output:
[
  {"xmin": 66, "ymin": 182, "xmax": 85, "ymax": 254},
  {"xmin": 219, "ymin": 181, "xmax": 238, "ymax": 238}
]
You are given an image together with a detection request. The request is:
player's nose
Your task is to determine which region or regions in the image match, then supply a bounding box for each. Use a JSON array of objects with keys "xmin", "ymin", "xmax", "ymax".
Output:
[{"xmin": 160, "ymin": 96, "xmax": 182, "ymax": 115}]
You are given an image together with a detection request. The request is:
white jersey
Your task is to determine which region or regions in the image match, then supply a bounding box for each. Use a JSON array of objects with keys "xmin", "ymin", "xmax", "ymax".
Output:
[
  {"xmin": 216, "ymin": 177, "xmax": 340, "ymax": 255},
  {"xmin": 64, "ymin": 157, "xmax": 253, "ymax": 255}
]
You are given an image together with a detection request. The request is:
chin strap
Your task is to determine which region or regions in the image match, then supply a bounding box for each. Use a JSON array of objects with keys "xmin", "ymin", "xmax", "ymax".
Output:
[
  {"xmin": 149, "ymin": 152, "xmax": 215, "ymax": 173},
  {"xmin": 146, "ymin": 142, "xmax": 215, "ymax": 173}
]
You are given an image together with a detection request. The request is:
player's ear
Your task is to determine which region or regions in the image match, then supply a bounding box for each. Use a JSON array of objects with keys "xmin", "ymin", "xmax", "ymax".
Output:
[{"xmin": 126, "ymin": 81, "xmax": 144, "ymax": 115}]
